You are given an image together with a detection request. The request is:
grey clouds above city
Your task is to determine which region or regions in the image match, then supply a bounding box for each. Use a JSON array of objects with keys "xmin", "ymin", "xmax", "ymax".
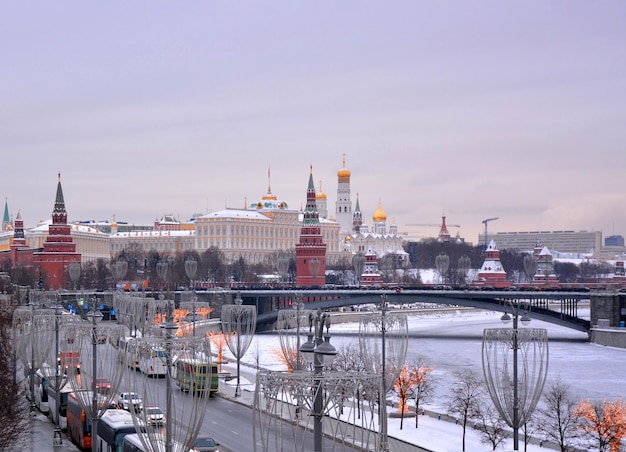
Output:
[{"xmin": 2, "ymin": 1, "xmax": 625, "ymax": 243}]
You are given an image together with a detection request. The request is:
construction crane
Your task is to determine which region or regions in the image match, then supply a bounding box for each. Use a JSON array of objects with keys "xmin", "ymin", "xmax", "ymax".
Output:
[
  {"xmin": 406, "ymin": 223, "xmax": 461, "ymax": 228},
  {"xmin": 482, "ymin": 217, "xmax": 499, "ymax": 247}
]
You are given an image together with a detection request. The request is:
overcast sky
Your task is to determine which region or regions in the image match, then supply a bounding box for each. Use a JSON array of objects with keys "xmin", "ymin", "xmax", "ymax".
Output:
[{"xmin": 2, "ymin": 1, "xmax": 625, "ymax": 244}]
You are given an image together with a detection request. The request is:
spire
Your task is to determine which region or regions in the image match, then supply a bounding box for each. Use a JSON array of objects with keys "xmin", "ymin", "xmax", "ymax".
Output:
[
  {"xmin": 52, "ymin": 173, "xmax": 68, "ymax": 224},
  {"xmin": 2, "ymin": 197, "xmax": 9, "ymax": 231},
  {"xmin": 352, "ymin": 193, "xmax": 363, "ymax": 232},
  {"xmin": 304, "ymin": 165, "xmax": 319, "ymax": 225}
]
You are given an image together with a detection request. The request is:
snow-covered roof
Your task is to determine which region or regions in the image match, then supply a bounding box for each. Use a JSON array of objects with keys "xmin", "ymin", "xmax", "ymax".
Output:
[
  {"xmin": 198, "ymin": 209, "xmax": 271, "ymax": 221},
  {"xmin": 29, "ymin": 219, "xmax": 104, "ymax": 235},
  {"xmin": 111, "ymin": 229, "xmax": 194, "ymax": 238}
]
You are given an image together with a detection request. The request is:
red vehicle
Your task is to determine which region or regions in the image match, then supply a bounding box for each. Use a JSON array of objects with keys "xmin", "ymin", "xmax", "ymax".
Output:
[
  {"xmin": 67, "ymin": 391, "xmax": 92, "ymax": 450},
  {"xmin": 59, "ymin": 351, "xmax": 81, "ymax": 374},
  {"xmin": 95, "ymin": 377, "xmax": 111, "ymax": 394}
]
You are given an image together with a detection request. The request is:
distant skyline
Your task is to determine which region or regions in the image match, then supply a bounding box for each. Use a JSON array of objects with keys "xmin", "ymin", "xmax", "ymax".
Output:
[{"xmin": 2, "ymin": 1, "xmax": 625, "ymax": 244}]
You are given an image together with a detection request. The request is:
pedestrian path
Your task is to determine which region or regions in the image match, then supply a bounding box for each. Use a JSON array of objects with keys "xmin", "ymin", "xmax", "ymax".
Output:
[{"xmin": 24, "ymin": 412, "xmax": 80, "ymax": 452}]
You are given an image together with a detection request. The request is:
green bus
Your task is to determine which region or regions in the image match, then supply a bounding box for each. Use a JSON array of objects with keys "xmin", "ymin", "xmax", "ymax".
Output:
[{"xmin": 174, "ymin": 358, "xmax": 218, "ymax": 395}]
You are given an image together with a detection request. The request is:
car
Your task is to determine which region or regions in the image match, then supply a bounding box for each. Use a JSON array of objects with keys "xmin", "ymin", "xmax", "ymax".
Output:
[
  {"xmin": 144, "ymin": 406, "xmax": 164, "ymax": 425},
  {"xmin": 193, "ymin": 436, "xmax": 220, "ymax": 452},
  {"xmin": 95, "ymin": 377, "xmax": 111, "ymax": 394},
  {"xmin": 117, "ymin": 392, "xmax": 143, "ymax": 412}
]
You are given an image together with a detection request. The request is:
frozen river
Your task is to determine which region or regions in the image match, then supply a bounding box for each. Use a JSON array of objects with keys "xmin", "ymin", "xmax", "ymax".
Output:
[{"xmin": 242, "ymin": 307, "xmax": 626, "ymax": 411}]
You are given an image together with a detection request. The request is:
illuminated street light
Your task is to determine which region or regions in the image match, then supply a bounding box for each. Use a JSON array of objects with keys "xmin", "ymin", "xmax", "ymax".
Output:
[{"xmin": 482, "ymin": 300, "xmax": 548, "ymax": 451}]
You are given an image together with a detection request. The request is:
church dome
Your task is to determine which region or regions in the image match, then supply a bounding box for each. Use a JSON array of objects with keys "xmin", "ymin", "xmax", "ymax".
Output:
[
  {"xmin": 315, "ymin": 192, "xmax": 327, "ymax": 199},
  {"xmin": 337, "ymin": 167, "xmax": 351, "ymax": 178},
  {"xmin": 337, "ymin": 155, "xmax": 350, "ymax": 178},
  {"xmin": 373, "ymin": 201, "xmax": 387, "ymax": 223}
]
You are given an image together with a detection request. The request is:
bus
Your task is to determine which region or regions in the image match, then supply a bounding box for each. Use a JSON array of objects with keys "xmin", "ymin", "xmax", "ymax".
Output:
[
  {"xmin": 48, "ymin": 383, "xmax": 75, "ymax": 431},
  {"xmin": 122, "ymin": 433, "xmax": 188, "ymax": 452},
  {"xmin": 174, "ymin": 358, "xmax": 218, "ymax": 395},
  {"xmin": 119, "ymin": 337, "xmax": 140, "ymax": 370},
  {"xmin": 139, "ymin": 348, "xmax": 168, "ymax": 377},
  {"xmin": 59, "ymin": 350, "xmax": 81, "ymax": 374},
  {"xmin": 34, "ymin": 369, "xmax": 50, "ymax": 414},
  {"xmin": 96, "ymin": 409, "xmax": 145, "ymax": 452},
  {"xmin": 67, "ymin": 390, "xmax": 93, "ymax": 450}
]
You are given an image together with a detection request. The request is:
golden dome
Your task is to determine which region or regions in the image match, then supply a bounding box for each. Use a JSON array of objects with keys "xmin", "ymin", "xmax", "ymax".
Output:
[
  {"xmin": 373, "ymin": 201, "xmax": 387, "ymax": 223},
  {"xmin": 337, "ymin": 154, "xmax": 350, "ymax": 179},
  {"xmin": 316, "ymin": 180, "xmax": 327, "ymax": 199}
]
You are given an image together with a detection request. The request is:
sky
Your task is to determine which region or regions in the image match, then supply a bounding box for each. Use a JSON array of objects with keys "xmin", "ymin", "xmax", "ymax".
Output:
[{"xmin": 2, "ymin": 1, "xmax": 626, "ymax": 244}]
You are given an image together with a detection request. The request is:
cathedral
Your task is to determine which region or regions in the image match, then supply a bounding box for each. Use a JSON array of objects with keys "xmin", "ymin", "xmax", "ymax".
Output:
[{"xmin": 328, "ymin": 155, "xmax": 408, "ymax": 266}]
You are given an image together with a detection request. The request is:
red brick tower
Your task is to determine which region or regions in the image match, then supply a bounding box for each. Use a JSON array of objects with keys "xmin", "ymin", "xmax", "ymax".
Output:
[
  {"xmin": 296, "ymin": 167, "xmax": 327, "ymax": 287},
  {"xmin": 33, "ymin": 174, "xmax": 81, "ymax": 289},
  {"xmin": 438, "ymin": 212, "xmax": 451, "ymax": 242}
]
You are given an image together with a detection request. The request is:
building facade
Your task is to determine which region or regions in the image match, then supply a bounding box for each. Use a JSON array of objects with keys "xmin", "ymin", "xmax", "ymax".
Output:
[{"xmin": 482, "ymin": 230, "xmax": 603, "ymax": 255}]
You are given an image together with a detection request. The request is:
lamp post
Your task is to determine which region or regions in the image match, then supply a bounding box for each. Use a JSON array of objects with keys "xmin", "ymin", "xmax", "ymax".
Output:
[
  {"xmin": 299, "ymin": 309, "xmax": 337, "ymax": 452},
  {"xmin": 482, "ymin": 300, "xmax": 549, "ymax": 451},
  {"xmin": 44, "ymin": 302, "xmax": 67, "ymax": 445},
  {"xmin": 222, "ymin": 292, "xmax": 257, "ymax": 397},
  {"xmin": 359, "ymin": 294, "xmax": 408, "ymax": 452},
  {"xmin": 87, "ymin": 304, "xmax": 103, "ymax": 452}
]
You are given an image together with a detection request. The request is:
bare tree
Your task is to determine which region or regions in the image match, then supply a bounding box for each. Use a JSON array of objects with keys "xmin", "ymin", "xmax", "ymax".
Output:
[
  {"xmin": 411, "ymin": 359, "xmax": 435, "ymax": 428},
  {"xmin": 575, "ymin": 398, "xmax": 626, "ymax": 452},
  {"xmin": 536, "ymin": 376, "xmax": 580, "ymax": 451},
  {"xmin": 472, "ymin": 399, "xmax": 509, "ymax": 450},
  {"xmin": 0, "ymin": 306, "xmax": 29, "ymax": 449},
  {"xmin": 447, "ymin": 369, "xmax": 485, "ymax": 451}
]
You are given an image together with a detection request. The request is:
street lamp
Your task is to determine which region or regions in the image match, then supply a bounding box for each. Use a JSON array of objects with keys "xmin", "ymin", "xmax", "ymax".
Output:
[
  {"xmin": 87, "ymin": 305, "xmax": 103, "ymax": 452},
  {"xmin": 277, "ymin": 294, "xmax": 307, "ymax": 373},
  {"xmin": 255, "ymin": 305, "xmax": 381, "ymax": 452},
  {"xmin": 67, "ymin": 301, "xmax": 123, "ymax": 452},
  {"xmin": 222, "ymin": 292, "xmax": 257, "ymax": 397},
  {"xmin": 127, "ymin": 275, "xmax": 211, "ymax": 452},
  {"xmin": 299, "ymin": 309, "xmax": 337, "ymax": 452},
  {"xmin": 482, "ymin": 300, "xmax": 549, "ymax": 451},
  {"xmin": 39, "ymin": 301, "xmax": 74, "ymax": 445},
  {"xmin": 359, "ymin": 294, "xmax": 408, "ymax": 452},
  {"xmin": 14, "ymin": 302, "xmax": 52, "ymax": 415}
]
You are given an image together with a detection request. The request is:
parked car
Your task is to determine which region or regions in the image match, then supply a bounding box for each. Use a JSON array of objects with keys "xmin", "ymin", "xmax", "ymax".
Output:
[
  {"xmin": 193, "ymin": 436, "xmax": 220, "ymax": 452},
  {"xmin": 117, "ymin": 392, "xmax": 143, "ymax": 412}
]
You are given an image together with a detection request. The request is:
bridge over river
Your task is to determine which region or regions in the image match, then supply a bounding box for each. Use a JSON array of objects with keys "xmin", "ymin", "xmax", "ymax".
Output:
[{"xmin": 236, "ymin": 289, "xmax": 597, "ymax": 333}]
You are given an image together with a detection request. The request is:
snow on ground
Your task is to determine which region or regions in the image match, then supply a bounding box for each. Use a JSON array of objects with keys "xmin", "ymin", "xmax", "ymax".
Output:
[{"xmin": 218, "ymin": 307, "xmax": 626, "ymax": 451}]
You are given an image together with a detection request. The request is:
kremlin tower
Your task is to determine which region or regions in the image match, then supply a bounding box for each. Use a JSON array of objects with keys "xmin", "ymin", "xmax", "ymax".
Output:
[
  {"xmin": 352, "ymin": 194, "xmax": 363, "ymax": 232},
  {"xmin": 359, "ymin": 246, "xmax": 383, "ymax": 287},
  {"xmin": 335, "ymin": 154, "xmax": 352, "ymax": 234},
  {"xmin": 33, "ymin": 174, "xmax": 81, "ymax": 290},
  {"xmin": 475, "ymin": 239, "xmax": 511, "ymax": 288},
  {"xmin": 296, "ymin": 167, "xmax": 327, "ymax": 287},
  {"xmin": 438, "ymin": 213, "xmax": 451, "ymax": 242}
]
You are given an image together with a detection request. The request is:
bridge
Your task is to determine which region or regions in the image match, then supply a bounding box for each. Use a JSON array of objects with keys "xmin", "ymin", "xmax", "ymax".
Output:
[{"xmin": 237, "ymin": 289, "xmax": 594, "ymax": 333}]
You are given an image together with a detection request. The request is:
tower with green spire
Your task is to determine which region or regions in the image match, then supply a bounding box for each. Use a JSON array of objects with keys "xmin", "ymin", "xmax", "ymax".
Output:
[
  {"xmin": 2, "ymin": 197, "xmax": 10, "ymax": 232},
  {"xmin": 33, "ymin": 174, "xmax": 81, "ymax": 290},
  {"xmin": 296, "ymin": 166, "xmax": 326, "ymax": 287}
]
